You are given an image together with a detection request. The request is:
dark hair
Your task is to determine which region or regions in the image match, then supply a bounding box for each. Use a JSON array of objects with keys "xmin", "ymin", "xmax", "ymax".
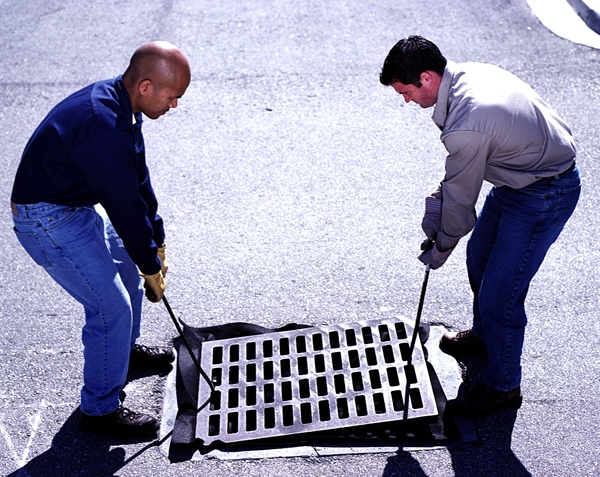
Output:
[{"xmin": 379, "ymin": 36, "xmax": 447, "ymax": 86}]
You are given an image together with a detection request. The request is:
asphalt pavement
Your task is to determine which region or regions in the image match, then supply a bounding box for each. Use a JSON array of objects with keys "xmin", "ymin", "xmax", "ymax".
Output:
[{"xmin": 1, "ymin": 1, "xmax": 599, "ymax": 476}]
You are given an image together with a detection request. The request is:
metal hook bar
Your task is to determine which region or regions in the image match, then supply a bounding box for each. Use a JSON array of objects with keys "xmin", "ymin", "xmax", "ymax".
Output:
[{"xmin": 162, "ymin": 295, "xmax": 215, "ymax": 393}]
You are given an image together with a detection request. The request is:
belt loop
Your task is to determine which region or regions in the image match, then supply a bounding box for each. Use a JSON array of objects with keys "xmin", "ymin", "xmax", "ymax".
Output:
[{"xmin": 11, "ymin": 202, "xmax": 19, "ymax": 218}]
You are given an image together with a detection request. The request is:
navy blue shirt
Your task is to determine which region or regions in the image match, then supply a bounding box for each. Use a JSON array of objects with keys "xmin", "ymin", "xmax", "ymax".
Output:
[{"xmin": 11, "ymin": 75, "xmax": 164, "ymax": 274}]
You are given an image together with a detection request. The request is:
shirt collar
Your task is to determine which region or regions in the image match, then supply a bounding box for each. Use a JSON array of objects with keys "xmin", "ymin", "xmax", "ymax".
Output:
[
  {"xmin": 115, "ymin": 75, "xmax": 143, "ymax": 128},
  {"xmin": 431, "ymin": 60, "xmax": 456, "ymax": 130}
]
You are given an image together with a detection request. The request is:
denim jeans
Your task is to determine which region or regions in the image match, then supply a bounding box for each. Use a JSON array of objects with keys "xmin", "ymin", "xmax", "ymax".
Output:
[
  {"xmin": 12, "ymin": 202, "xmax": 143, "ymax": 416},
  {"xmin": 466, "ymin": 165, "xmax": 580, "ymax": 392}
]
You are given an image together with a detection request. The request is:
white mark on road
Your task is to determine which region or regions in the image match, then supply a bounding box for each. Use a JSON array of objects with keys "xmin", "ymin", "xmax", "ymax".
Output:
[{"xmin": 0, "ymin": 399, "xmax": 45, "ymax": 477}]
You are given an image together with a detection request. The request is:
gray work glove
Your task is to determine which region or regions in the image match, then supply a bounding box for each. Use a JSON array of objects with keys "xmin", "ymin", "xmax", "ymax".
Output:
[
  {"xmin": 418, "ymin": 242, "xmax": 454, "ymax": 270},
  {"xmin": 158, "ymin": 245, "xmax": 168, "ymax": 277},
  {"xmin": 141, "ymin": 271, "xmax": 166, "ymax": 303},
  {"xmin": 421, "ymin": 196, "xmax": 442, "ymax": 241}
]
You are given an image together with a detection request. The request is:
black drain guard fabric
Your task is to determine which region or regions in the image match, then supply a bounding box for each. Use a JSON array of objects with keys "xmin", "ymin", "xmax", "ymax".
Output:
[{"xmin": 169, "ymin": 320, "xmax": 458, "ymax": 461}]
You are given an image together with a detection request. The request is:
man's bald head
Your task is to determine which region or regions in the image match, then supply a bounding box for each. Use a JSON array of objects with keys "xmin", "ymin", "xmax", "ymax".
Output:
[
  {"xmin": 124, "ymin": 41, "xmax": 190, "ymax": 90},
  {"xmin": 123, "ymin": 41, "xmax": 191, "ymax": 119}
]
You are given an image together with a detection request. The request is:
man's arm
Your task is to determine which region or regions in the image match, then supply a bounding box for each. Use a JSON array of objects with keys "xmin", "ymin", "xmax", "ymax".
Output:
[
  {"xmin": 76, "ymin": 131, "xmax": 162, "ymax": 275},
  {"xmin": 435, "ymin": 130, "xmax": 497, "ymax": 251}
]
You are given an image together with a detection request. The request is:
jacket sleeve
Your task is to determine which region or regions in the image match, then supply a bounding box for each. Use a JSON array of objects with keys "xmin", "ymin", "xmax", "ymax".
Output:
[
  {"xmin": 138, "ymin": 163, "xmax": 166, "ymax": 248},
  {"xmin": 435, "ymin": 130, "xmax": 497, "ymax": 251}
]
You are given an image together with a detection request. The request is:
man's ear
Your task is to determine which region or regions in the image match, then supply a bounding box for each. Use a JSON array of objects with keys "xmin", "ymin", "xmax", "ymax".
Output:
[
  {"xmin": 420, "ymin": 71, "xmax": 433, "ymax": 83},
  {"xmin": 138, "ymin": 79, "xmax": 152, "ymax": 95}
]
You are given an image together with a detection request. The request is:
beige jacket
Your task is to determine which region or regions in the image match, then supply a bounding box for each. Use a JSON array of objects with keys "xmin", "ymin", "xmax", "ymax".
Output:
[{"xmin": 431, "ymin": 61, "xmax": 576, "ymax": 251}]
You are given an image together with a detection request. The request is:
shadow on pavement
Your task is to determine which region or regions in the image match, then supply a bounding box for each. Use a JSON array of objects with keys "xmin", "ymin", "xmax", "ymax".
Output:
[
  {"xmin": 382, "ymin": 353, "xmax": 532, "ymax": 477},
  {"xmin": 6, "ymin": 409, "xmax": 162, "ymax": 477}
]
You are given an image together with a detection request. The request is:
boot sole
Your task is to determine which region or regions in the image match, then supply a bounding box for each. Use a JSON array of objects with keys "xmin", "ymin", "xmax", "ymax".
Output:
[{"xmin": 449, "ymin": 395, "xmax": 523, "ymax": 417}]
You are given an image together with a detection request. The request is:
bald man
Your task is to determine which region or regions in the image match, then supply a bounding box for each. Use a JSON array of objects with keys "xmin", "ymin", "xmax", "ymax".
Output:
[{"xmin": 11, "ymin": 41, "xmax": 191, "ymax": 437}]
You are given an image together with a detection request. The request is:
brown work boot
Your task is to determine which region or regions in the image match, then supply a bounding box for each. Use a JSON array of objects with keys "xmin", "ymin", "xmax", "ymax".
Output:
[
  {"xmin": 129, "ymin": 344, "xmax": 175, "ymax": 369},
  {"xmin": 439, "ymin": 330, "xmax": 487, "ymax": 357},
  {"xmin": 79, "ymin": 405, "xmax": 159, "ymax": 438},
  {"xmin": 450, "ymin": 383, "xmax": 522, "ymax": 416}
]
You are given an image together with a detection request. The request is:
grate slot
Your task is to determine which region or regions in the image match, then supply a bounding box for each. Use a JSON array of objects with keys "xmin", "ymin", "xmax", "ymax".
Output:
[
  {"xmin": 263, "ymin": 361, "xmax": 274, "ymax": 380},
  {"xmin": 312, "ymin": 333, "xmax": 324, "ymax": 351},
  {"xmin": 331, "ymin": 351, "xmax": 343, "ymax": 370},
  {"xmin": 246, "ymin": 386, "xmax": 257, "ymax": 406},
  {"xmin": 369, "ymin": 369, "xmax": 382, "ymax": 389},
  {"xmin": 229, "ymin": 366, "xmax": 239, "ymax": 385},
  {"xmin": 210, "ymin": 390, "xmax": 221, "ymax": 411},
  {"xmin": 314, "ymin": 354, "xmax": 326, "ymax": 373},
  {"xmin": 246, "ymin": 363, "xmax": 257, "ymax": 382},
  {"xmin": 395, "ymin": 322, "xmax": 407, "ymax": 339},
  {"xmin": 279, "ymin": 338, "xmax": 290, "ymax": 355},
  {"xmin": 379, "ymin": 324, "xmax": 391, "ymax": 342},
  {"xmin": 296, "ymin": 335, "xmax": 307, "ymax": 353},
  {"xmin": 263, "ymin": 340, "xmax": 273, "ymax": 358},
  {"xmin": 212, "ymin": 346, "xmax": 223, "ymax": 365},
  {"xmin": 211, "ymin": 368, "xmax": 222, "ymax": 386},
  {"xmin": 334, "ymin": 374, "xmax": 346, "ymax": 394},
  {"xmin": 365, "ymin": 347, "xmax": 378, "ymax": 366},
  {"xmin": 281, "ymin": 358, "xmax": 291, "ymax": 378},
  {"xmin": 229, "ymin": 344, "xmax": 240, "ymax": 362},
  {"xmin": 329, "ymin": 331, "xmax": 341, "ymax": 348},
  {"xmin": 196, "ymin": 317, "xmax": 438, "ymax": 444},
  {"xmin": 362, "ymin": 327, "xmax": 374, "ymax": 344},
  {"xmin": 348, "ymin": 349, "xmax": 361, "ymax": 368},
  {"xmin": 246, "ymin": 342, "xmax": 256, "ymax": 360},
  {"xmin": 264, "ymin": 383, "xmax": 275, "ymax": 404},
  {"xmin": 264, "ymin": 408, "xmax": 276, "ymax": 429},
  {"xmin": 318, "ymin": 400, "xmax": 331, "ymax": 421},
  {"xmin": 281, "ymin": 381, "xmax": 293, "ymax": 401},
  {"xmin": 299, "ymin": 378, "xmax": 310, "ymax": 398},
  {"xmin": 227, "ymin": 412, "xmax": 238, "ymax": 434},
  {"xmin": 373, "ymin": 393, "xmax": 386, "ymax": 414},
  {"xmin": 300, "ymin": 402, "xmax": 312, "ymax": 423},
  {"xmin": 345, "ymin": 329, "xmax": 357, "ymax": 346},
  {"xmin": 337, "ymin": 397, "xmax": 349, "ymax": 419},
  {"xmin": 246, "ymin": 410, "xmax": 257, "ymax": 431},
  {"xmin": 386, "ymin": 367, "xmax": 400, "ymax": 387},
  {"xmin": 351, "ymin": 371, "xmax": 364, "ymax": 392}
]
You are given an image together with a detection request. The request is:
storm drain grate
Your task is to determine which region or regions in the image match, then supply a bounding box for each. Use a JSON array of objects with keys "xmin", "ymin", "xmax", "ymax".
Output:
[{"xmin": 195, "ymin": 317, "xmax": 438, "ymax": 445}]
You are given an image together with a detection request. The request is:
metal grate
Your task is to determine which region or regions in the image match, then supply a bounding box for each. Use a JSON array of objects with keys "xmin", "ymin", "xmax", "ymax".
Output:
[{"xmin": 195, "ymin": 317, "xmax": 438, "ymax": 445}]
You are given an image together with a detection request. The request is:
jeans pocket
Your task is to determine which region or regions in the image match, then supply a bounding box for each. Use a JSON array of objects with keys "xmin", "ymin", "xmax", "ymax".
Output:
[{"xmin": 13, "ymin": 228, "xmax": 52, "ymax": 267}]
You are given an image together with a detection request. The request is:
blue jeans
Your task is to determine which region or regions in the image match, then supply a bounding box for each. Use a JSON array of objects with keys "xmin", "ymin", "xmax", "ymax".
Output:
[
  {"xmin": 12, "ymin": 202, "xmax": 143, "ymax": 416},
  {"xmin": 467, "ymin": 165, "xmax": 580, "ymax": 391}
]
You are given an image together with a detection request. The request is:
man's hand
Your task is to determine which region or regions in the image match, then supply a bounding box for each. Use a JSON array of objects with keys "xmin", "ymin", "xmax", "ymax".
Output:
[
  {"xmin": 141, "ymin": 271, "xmax": 166, "ymax": 303},
  {"xmin": 158, "ymin": 245, "xmax": 168, "ymax": 276},
  {"xmin": 418, "ymin": 242, "xmax": 454, "ymax": 270},
  {"xmin": 421, "ymin": 196, "xmax": 442, "ymax": 241}
]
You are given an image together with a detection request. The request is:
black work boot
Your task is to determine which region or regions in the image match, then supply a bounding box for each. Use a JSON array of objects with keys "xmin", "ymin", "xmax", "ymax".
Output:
[
  {"xmin": 450, "ymin": 383, "xmax": 522, "ymax": 416},
  {"xmin": 79, "ymin": 405, "xmax": 159, "ymax": 437},
  {"xmin": 129, "ymin": 344, "xmax": 175, "ymax": 369},
  {"xmin": 439, "ymin": 330, "xmax": 488, "ymax": 358}
]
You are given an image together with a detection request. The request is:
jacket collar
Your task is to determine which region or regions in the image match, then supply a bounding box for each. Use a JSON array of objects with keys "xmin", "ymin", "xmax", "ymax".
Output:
[{"xmin": 431, "ymin": 61, "xmax": 456, "ymax": 130}]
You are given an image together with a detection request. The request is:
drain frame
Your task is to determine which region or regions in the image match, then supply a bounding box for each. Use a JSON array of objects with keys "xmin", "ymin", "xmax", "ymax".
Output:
[{"xmin": 196, "ymin": 317, "xmax": 438, "ymax": 445}]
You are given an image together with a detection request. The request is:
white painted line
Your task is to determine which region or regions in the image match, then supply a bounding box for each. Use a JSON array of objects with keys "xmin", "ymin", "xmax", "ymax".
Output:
[
  {"xmin": 581, "ymin": 0, "xmax": 600, "ymax": 14},
  {"xmin": 527, "ymin": 0, "xmax": 600, "ymax": 48},
  {"xmin": 20, "ymin": 401, "xmax": 43, "ymax": 468},
  {"xmin": 0, "ymin": 418, "xmax": 21, "ymax": 467},
  {"xmin": 0, "ymin": 400, "xmax": 45, "ymax": 477}
]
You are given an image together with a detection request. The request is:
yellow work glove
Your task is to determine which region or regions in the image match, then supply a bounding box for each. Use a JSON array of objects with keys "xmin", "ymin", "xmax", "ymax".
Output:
[
  {"xmin": 141, "ymin": 271, "xmax": 166, "ymax": 303},
  {"xmin": 158, "ymin": 245, "xmax": 168, "ymax": 276}
]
